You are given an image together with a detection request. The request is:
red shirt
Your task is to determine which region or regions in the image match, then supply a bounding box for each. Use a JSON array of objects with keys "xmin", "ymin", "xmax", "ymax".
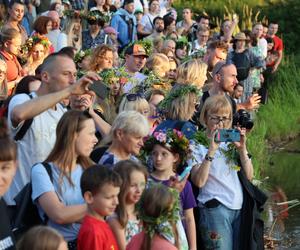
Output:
[
  {"xmin": 271, "ymin": 35, "xmax": 283, "ymax": 51},
  {"xmin": 0, "ymin": 50, "xmax": 22, "ymax": 82},
  {"xmin": 77, "ymin": 215, "xmax": 119, "ymax": 250}
]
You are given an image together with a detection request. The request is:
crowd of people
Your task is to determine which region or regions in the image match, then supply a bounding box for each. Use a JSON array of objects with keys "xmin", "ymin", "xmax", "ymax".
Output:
[{"xmin": 0, "ymin": 0, "xmax": 283, "ymax": 249}]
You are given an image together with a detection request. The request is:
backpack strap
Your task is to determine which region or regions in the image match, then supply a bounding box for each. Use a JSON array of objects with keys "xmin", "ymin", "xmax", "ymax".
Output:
[
  {"xmin": 14, "ymin": 93, "xmax": 34, "ymax": 141},
  {"xmin": 41, "ymin": 162, "xmax": 53, "ymax": 183}
]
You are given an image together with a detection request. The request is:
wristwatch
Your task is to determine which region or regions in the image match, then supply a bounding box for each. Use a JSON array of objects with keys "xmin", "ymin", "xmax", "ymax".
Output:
[{"xmin": 205, "ymin": 154, "xmax": 214, "ymax": 162}]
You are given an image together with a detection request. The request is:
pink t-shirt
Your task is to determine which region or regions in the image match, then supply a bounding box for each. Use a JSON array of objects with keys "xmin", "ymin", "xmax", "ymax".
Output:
[{"xmin": 126, "ymin": 231, "xmax": 177, "ymax": 250}]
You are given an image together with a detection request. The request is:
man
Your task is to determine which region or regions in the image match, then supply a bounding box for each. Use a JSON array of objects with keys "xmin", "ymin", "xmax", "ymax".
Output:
[
  {"xmin": 3, "ymin": 0, "xmax": 28, "ymax": 44},
  {"xmin": 146, "ymin": 16, "xmax": 165, "ymax": 41},
  {"xmin": 190, "ymin": 25, "xmax": 210, "ymax": 58},
  {"xmin": 232, "ymin": 83, "xmax": 244, "ymax": 104},
  {"xmin": 122, "ymin": 44, "xmax": 148, "ymax": 93},
  {"xmin": 46, "ymin": 10, "xmax": 61, "ymax": 51},
  {"xmin": 111, "ymin": 0, "xmax": 137, "ymax": 51},
  {"xmin": 201, "ymin": 61, "xmax": 261, "ymax": 113},
  {"xmin": 267, "ymin": 22, "xmax": 283, "ymax": 73},
  {"xmin": 4, "ymin": 53, "xmax": 99, "ymax": 205},
  {"xmin": 252, "ymin": 23, "xmax": 267, "ymax": 59}
]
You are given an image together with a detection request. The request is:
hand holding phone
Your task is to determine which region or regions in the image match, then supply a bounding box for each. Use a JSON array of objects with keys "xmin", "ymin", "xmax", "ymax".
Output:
[
  {"xmin": 215, "ymin": 129, "xmax": 240, "ymax": 143},
  {"xmin": 178, "ymin": 165, "xmax": 193, "ymax": 182},
  {"xmin": 88, "ymin": 80, "xmax": 110, "ymax": 100}
]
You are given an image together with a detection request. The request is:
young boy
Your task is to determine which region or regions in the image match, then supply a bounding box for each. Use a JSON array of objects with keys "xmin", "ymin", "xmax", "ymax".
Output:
[{"xmin": 78, "ymin": 165, "xmax": 122, "ymax": 250}]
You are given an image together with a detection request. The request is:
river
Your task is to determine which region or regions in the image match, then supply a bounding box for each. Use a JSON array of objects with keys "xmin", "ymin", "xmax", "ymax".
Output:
[{"xmin": 264, "ymin": 138, "xmax": 300, "ymax": 249}]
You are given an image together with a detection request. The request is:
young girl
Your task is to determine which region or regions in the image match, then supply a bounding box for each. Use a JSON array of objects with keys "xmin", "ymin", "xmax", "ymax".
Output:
[
  {"xmin": 141, "ymin": 129, "xmax": 197, "ymax": 250},
  {"xmin": 108, "ymin": 160, "xmax": 148, "ymax": 250},
  {"xmin": 17, "ymin": 226, "xmax": 68, "ymax": 250},
  {"xmin": 126, "ymin": 184, "xmax": 180, "ymax": 250}
]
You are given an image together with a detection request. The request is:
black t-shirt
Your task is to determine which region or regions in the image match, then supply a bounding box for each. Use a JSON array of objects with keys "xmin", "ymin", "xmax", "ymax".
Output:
[{"xmin": 0, "ymin": 198, "xmax": 16, "ymax": 250}]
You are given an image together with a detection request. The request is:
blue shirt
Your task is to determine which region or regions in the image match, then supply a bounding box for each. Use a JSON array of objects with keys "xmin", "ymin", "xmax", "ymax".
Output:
[{"xmin": 31, "ymin": 162, "xmax": 85, "ymax": 241}]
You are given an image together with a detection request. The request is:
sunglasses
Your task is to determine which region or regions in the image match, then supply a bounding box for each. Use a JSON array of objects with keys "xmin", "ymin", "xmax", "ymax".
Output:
[{"xmin": 126, "ymin": 93, "xmax": 145, "ymax": 101}]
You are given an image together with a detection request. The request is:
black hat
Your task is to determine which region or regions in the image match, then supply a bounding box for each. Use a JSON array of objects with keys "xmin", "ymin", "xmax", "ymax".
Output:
[{"xmin": 123, "ymin": 0, "xmax": 134, "ymax": 6}]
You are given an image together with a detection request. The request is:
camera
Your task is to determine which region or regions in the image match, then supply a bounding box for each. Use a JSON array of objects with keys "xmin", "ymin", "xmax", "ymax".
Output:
[
  {"xmin": 233, "ymin": 109, "xmax": 254, "ymax": 130},
  {"xmin": 215, "ymin": 129, "xmax": 240, "ymax": 142}
]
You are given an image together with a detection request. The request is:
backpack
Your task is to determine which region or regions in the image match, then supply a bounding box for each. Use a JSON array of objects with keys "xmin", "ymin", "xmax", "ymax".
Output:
[{"xmin": 11, "ymin": 162, "xmax": 53, "ymax": 240}]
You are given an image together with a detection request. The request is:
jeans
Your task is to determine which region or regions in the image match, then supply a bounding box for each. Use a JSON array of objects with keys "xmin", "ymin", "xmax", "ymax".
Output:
[{"xmin": 198, "ymin": 203, "xmax": 241, "ymax": 250}]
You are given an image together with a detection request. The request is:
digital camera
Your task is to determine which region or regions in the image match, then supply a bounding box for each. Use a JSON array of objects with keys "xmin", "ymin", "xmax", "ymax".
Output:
[{"xmin": 233, "ymin": 109, "xmax": 254, "ymax": 130}]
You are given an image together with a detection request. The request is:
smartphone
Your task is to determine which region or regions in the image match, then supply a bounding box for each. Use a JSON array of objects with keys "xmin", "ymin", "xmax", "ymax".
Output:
[
  {"xmin": 88, "ymin": 80, "xmax": 110, "ymax": 100},
  {"xmin": 178, "ymin": 165, "xmax": 193, "ymax": 181},
  {"xmin": 215, "ymin": 129, "xmax": 240, "ymax": 143}
]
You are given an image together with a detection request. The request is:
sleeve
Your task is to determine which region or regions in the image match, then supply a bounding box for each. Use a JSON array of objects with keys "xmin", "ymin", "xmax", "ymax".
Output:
[
  {"xmin": 31, "ymin": 163, "xmax": 55, "ymax": 202},
  {"xmin": 140, "ymin": 15, "xmax": 148, "ymax": 27},
  {"xmin": 110, "ymin": 15, "xmax": 120, "ymax": 33},
  {"xmin": 8, "ymin": 93, "xmax": 31, "ymax": 130},
  {"xmin": 181, "ymin": 181, "xmax": 197, "ymax": 210}
]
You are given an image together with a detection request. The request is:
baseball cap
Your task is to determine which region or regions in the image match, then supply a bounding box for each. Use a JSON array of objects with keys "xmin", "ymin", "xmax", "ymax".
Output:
[
  {"xmin": 134, "ymin": 9, "xmax": 143, "ymax": 15},
  {"xmin": 125, "ymin": 44, "xmax": 148, "ymax": 57}
]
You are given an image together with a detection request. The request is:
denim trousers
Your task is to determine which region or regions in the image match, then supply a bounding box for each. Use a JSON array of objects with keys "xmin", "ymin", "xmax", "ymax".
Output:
[{"xmin": 198, "ymin": 203, "xmax": 241, "ymax": 250}]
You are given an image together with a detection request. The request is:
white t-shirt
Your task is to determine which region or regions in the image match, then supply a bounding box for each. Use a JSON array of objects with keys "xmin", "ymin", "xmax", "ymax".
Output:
[
  {"xmin": 258, "ymin": 37, "xmax": 268, "ymax": 59},
  {"xmin": 4, "ymin": 92, "xmax": 66, "ymax": 205},
  {"xmin": 140, "ymin": 13, "xmax": 157, "ymax": 33},
  {"xmin": 191, "ymin": 142, "xmax": 244, "ymax": 210},
  {"xmin": 123, "ymin": 72, "xmax": 147, "ymax": 93}
]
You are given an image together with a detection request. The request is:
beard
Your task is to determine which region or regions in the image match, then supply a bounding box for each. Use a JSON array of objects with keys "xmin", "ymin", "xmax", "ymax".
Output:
[{"xmin": 155, "ymin": 26, "xmax": 164, "ymax": 33}]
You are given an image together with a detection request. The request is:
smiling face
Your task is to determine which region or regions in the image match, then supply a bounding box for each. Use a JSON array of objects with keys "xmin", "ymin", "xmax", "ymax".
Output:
[
  {"xmin": 0, "ymin": 160, "xmax": 17, "ymax": 196},
  {"xmin": 126, "ymin": 170, "xmax": 146, "ymax": 204},
  {"xmin": 9, "ymin": 3, "xmax": 24, "ymax": 22}
]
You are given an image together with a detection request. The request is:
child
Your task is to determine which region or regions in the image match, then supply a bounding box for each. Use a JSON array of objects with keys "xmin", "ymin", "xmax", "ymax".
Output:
[
  {"xmin": 17, "ymin": 226, "xmax": 68, "ymax": 250},
  {"xmin": 78, "ymin": 165, "xmax": 122, "ymax": 250},
  {"xmin": 108, "ymin": 160, "xmax": 148, "ymax": 250},
  {"xmin": 126, "ymin": 184, "xmax": 180, "ymax": 250},
  {"xmin": 140, "ymin": 129, "xmax": 197, "ymax": 250}
]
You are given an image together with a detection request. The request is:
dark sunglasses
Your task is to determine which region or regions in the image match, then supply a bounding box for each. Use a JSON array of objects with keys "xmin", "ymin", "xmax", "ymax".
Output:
[{"xmin": 126, "ymin": 93, "xmax": 145, "ymax": 101}]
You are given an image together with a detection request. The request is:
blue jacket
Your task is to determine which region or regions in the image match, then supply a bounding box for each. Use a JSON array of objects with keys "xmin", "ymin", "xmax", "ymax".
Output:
[{"xmin": 111, "ymin": 8, "xmax": 137, "ymax": 49}]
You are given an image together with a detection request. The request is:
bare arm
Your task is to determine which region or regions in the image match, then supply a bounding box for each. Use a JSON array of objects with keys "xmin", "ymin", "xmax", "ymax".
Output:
[
  {"xmin": 272, "ymin": 50, "xmax": 283, "ymax": 73},
  {"xmin": 137, "ymin": 23, "xmax": 152, "ymax": 37},
  {"xmin": 38, "ymin": 191, "xmax": 87, "ymax": 224},
  {"xmin": 11, "ymin": 73, "xmax": 100, "ymax": 127},
  {"xmin": 184, "ymin": 208, "xmax": 197, "ymax": 250},
  {"xmin": 107, "ymin": 217, "xmax": 126, "ymax": 250},
  {"xmin": 223, "ymin": 15, "xmax": 238, "ymax": 43}
]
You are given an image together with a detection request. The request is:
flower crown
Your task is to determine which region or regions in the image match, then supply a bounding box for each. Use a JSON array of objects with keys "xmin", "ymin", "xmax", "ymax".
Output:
[
  {"xmin": 82, "ymin": 10, "xmax": 110, "ymax": 23},
  {"xmin": 74, "ymin": 49, "xmax": 92, "ymax": 64},
  {"xmin": 63, "ymin": 9, "xmax": 85, "ymax": 19},
  {"xmin": 158, "ymin": 84, "xmax": 200, "ymax": 111},
  {"xmin": 21, "ymin": 35, "xmax": 51, "ymax": 54},
  {"xmin": 137, "ymin": 184, "xmax": 180, "ymax": 242},
  {"xmin": 176, "ymin": 36, "xmax": 190, "ymax": 50},
  {"xmin": 99, "ymin": 66, "xmax": 131, "ymax": 86},
  {"xmin": 140, "ymin": 129, "xmax": 190, "ymax": 166}
]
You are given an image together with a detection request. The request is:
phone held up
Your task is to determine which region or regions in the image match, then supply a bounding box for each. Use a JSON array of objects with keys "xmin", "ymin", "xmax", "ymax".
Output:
[
  {"xmin": 215, "ymin": 129, "xmax": 240, "ymax": 143},
  {"xmin": 88, "ymin": 80, "xmax": 110, "ymax": 100}
]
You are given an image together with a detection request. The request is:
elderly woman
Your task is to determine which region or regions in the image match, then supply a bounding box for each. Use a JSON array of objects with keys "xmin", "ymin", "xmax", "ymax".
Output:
[
  {"xmin": 98, "ymin": 111, "xmax": 149, "ymax": 167},
  {"xmin": 154, "ymin": 84, "xmax": 199, "ymax": 139},
  {"xmin": 190, "ymin": 95, "xmax": 258, "ymax": 250}
]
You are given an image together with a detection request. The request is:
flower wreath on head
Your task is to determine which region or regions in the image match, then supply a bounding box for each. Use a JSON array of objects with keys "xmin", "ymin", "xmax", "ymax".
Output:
[
  {"xmin": 82, "ymin": 9, "xmax": 110, "ymax": 24},
  {"xmin": 63, "ymin": 9, "xmax": 85, "ymax": 19},
  {"xmin": 99, "ymin": 66, "xmax": 132, "ymax": 87},
  {"xmin": 139, "ymin": 129, "xmax": 191, "ymax": 170},
  {"xmin": 158, "ymin": 84, "xmax": 200, "ymax": 113},
  {"xmin": 137, "ymin": 183, "xmax": 181, "ymax": 245},
  {"xmin": 21, "ymin": 35, "xmax": 51, "ymax": 55},
  {"xmin": 74, "ymin": 49, "xmax": 92, "ymax": 64},
  {"xmin": 120, "ymin": 39, "xmax": 153, "ymax": 59}
]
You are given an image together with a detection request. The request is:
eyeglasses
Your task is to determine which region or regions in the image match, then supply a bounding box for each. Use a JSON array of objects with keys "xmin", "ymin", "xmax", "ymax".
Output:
[
  {"xmin": 126, "ymin": 93, "xmax": 145, "ymax": 101},
  {"xmin": 209, "ymin": 115, "xmax": 231, "ymax": 124}
]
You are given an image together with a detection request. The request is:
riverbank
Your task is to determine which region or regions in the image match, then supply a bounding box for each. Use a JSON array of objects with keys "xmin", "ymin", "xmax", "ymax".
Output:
[{"xmin": 247, "ymin": 55, "xmax": 300, "ymax": 179}]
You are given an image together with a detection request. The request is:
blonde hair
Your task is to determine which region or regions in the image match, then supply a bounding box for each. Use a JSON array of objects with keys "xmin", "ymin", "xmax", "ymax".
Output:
[
  {"xmin": 166, "ymin": 86, "xmax": 197, "ymax": 121},
  {"xmin": 118, "ymin": 95, "xmax": 150, "ymax": 116},
  {"xmin": 101, "ymin": 111, "xmax": 149, "ymax": 146},
  {"xmin": 199, "ymin": 95, "xmax": 232, "ymax": 128},
  {"xmin": 89, "ymin": 44, "xmax": 114, "ymax": 72},
  {"xmin": 177, "ymin": 59, "xmax": 207, "ymax": 88},
  {"xmin": 62, "ymin": 18, "xmax": 82, "ymax": 50},
  {"xmin": 146, "ymin": 53, "xmax": 170, "ymax": 78}
]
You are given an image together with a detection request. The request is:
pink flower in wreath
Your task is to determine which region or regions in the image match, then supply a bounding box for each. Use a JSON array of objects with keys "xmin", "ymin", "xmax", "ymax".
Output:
[
  {"xmin": 153, "ymin": 132, "xmax": 167, "ymax": 143},
  {"xmin": 173, "ymin": 129, "xmax": 183, "ymax": 138}
]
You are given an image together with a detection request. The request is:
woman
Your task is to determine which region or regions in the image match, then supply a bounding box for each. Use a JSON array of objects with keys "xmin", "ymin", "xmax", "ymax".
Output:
[
  {"xmin": 154, "ymin": 84, "xmax": 199, "ymax": 139},
  {"xmin": 98, "ymin": 111, "xmax": 149, "ymax": 168},
  {"xmin": 176, "ymin": 58, "xmax": 207, "ymax": 90},
  {"xmin": 0, "ymin": 28, "xmax": 24, "ymax": 95},
  {"xmin": 191, "ymin": 95, "xmax": 253, "ymax": 250},
  {"xmin": 118, "ymin": 93, "xmax": 150, "ymax": 118},
  {"xmin": 0, "ymin": 118, "xmax": 18, "ymax": 250},
  {"xmin": 23, "ymin": 35, "xmax": 51, "ymax": 75},
  {"xmin": 163, "ymin": 14, "xmax": 176, "ymax": 37},
  {"xmin": 31, "ymin": 110, "xmax": 98, "ymax": 249},
  {"xmin": 137, "ymin": 0, "xmax": 160, "ymax": 38},
  {"xmin": 0, "ymin": 60, "xmax": 8, "ymax": 102},
  {"xmin": 89, "ymin": 44, "xmax": 114, "ymax": 73},
  {"xmin": 176, "ymin": 8, "xmax": 195, "ymax": 36}
]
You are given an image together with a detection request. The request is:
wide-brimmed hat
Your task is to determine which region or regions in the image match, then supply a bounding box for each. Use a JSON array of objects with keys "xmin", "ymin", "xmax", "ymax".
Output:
[{"xmin": 234, "ymin": 32, "xmax": 248, "ymax": 41}]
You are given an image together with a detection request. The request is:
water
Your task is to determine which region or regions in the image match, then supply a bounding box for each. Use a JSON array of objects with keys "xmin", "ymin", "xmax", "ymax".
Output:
[{"xmin": 265, "ymin": 138, "xmax": 300, "ymax": 249}]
